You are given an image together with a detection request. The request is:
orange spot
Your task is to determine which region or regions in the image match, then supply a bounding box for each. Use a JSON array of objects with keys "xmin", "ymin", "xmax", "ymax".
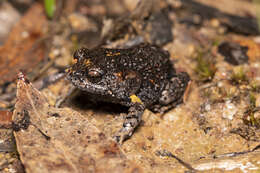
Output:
[
  {"xmin": 113, "ymin": 52, "xmax": 121, "ymax": 56},
  {"xmin": 106, "ymin": 51, "xmax": 113, "ymax": 56},
  {"xmin": 149, "ymin": 79, "xmax": 155, "ymax": 84},
  {"xmin": 114, "ymin": 72, "xmax": 122, "ymax": 78},
  {"xmin": 84, "ymin": 59, "xmax": 92, "ymax": 66},
  {"xmin": 106, "ymin": 52, "xmax": 121, "ymax": 56}
]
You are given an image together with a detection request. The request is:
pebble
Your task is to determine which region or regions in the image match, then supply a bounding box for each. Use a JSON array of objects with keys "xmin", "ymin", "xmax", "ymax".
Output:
[{"xmin": 222, "ymin": 100, "xmax": 237, "ymax": 120}]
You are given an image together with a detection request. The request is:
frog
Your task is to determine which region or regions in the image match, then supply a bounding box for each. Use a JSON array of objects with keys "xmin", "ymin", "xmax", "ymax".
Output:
[{"xmin": 66, "ymin": 44, "xmax": 190, "ymax": 143}]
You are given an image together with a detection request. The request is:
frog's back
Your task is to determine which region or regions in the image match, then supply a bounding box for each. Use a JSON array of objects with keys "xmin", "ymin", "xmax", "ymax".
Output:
[
  {"xmin": 112, "ymin": 44, "xmax": 175, "ymax": 106},
  {"xmin": 130, "ymin": 45, "xmax": 175, "ymax": 106},
  {"xmin": 83, "ymin": 44, "xmax": 175, "ymax": 107}
]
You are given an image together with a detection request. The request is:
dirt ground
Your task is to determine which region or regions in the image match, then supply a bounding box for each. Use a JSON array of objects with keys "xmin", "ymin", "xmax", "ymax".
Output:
[{"xmin": 0, "ymin": 0, "xmax": 260, "ymax": 172}]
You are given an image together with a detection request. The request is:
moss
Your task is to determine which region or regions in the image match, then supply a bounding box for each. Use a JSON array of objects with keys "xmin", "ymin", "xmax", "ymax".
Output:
[
  {"xmin": 202, "ymin": 85, "xmax": 234, "ymax": 103},
  {"xmin": 71, "ymin": 35, "xmax": 80, "ymax": 52},
  {"xmin": 195, "ymin": 52, "xmax": 216, "ymax": 82},
  {"xmin": 249, "ymin": 92, "xmax": 256, "ymax": 108},
  {"xmin": 243, "ymin": 92, "xmax": 260, "ymax": 128},
  {"xmin": 212, "ymin": 38, "xmax": 221, "ymax": 47},
  {"xmin": 231, "ymin": 67, "xmax": 248, "ymax": 84},
  {"xmin": 253, "ymin": 0, "xmax": 260, "ymax": 33},
  {"xmin": 244, "ymin": 110, "xmax": 260, "ymax": 128},
  {"xmin": 250, "ymin": 81, "xmax": 260, "ymax": 92},
  {"xmin": 44, "ymin": 0, "xmax": 56, "ymax": 19}
]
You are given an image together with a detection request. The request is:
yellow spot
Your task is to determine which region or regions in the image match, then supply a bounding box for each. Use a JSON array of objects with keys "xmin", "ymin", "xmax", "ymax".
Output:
[
  {"xmin": 65, "ymin": 67, "xmax": 72, "ymax": 73},
  {"xmin": 113, "ymin": 52, "xmax": 121, "ymax": 56},
  {"xmin": 84, "ymin": 59, "xmax": 92, "ymax": 66},
  {"xmin": 106, "ymin": 51, "xmax": 113, "ymax": 56},
  {"xmin": 106, "ymin": 52, "xmax": 121, "ymax": 56},
  {"xmin": 130, "ymin": 95, "xmax": 143, "ymax": 104}
]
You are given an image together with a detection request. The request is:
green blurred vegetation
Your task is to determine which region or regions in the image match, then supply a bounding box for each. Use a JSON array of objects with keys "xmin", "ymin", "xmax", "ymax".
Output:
[
  {"xmin": 231, "ymin": 67, "xmax": 248, "ymax": 84},
  {"xmin": 44, "ymin": 0, "xmax": 56, "ymax": 19},
  {"xmin": 195, "ymin": 52, "xmax": 216, "ymax": 82},
  {"xmin": 254, "ymin": 0, "xmax": 260, "ymax": 32}
]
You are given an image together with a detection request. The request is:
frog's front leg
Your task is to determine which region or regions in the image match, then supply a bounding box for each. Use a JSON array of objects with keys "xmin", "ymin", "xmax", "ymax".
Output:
[
  {"xmin": 114, "ymin": 95, "xmax": 145, "ymax": 144},
  {"xmin": 152, "ymin": 72, "xmax": 190, "ymax": 113}
]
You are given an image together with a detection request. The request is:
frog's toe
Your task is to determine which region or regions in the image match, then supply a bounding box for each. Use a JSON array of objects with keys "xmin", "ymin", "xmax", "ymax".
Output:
[
  {"xmin": 113, "ymin": 102, "xmax": 145, "ymax": 144},
  {"xmin": 113, "ymin": 128, "xmax": 133, "ymax": 144}
]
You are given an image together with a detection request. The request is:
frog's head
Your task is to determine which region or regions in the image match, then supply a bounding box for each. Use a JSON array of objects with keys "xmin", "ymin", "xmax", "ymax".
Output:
[{"xmin": 66, "ymin": 48, "xmax": 137, "ymax": 98}]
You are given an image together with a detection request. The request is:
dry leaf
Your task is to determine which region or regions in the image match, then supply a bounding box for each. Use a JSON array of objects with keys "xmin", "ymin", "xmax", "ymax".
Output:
[
  {"xmin": 0, "ymin": 110, "xmax": 12, "ymax": 128},
  {"xmin": 0, "ymin": 3, "xmax": 47, "ymax": 85},
  {"xmin": 13, "ymin": 72, "xmax": 141, "ymax": 173}
]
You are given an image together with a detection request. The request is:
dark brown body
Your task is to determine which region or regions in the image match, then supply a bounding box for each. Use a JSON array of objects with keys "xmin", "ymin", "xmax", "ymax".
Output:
[{"xmin": 66, "ymin": 44, "xmax": 190, "ymax": 142}]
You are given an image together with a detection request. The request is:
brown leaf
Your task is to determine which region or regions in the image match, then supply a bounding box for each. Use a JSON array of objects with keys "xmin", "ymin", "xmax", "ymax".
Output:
[
  {"xmin": 237, "ymin": 39, "xmax": 260, "ymax": 62},
  {"xmin": 0, "ymin": 3, "xmax": 47, "ymax": 86},
  {"xmin": 0, "ymin": 110, "xmax": 12, "ymax": 128},
  {"xmin": 13, "ymin": 72, "xmax": 141, "ymax": 173}
]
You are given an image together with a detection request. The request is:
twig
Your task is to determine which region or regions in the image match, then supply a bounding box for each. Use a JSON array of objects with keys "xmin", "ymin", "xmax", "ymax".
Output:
[{"xmin": 155, "ymin": 150, "xmax": 197, "ymax": 172}]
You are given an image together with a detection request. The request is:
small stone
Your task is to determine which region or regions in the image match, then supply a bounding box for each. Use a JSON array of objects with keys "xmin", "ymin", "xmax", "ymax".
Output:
[
  {"xmin": 205, "ymin": 104, "xmax": 211, "ymax": 111},
  {"xmin": 255, "ymin": 94, "xmax": 260, "ymax": 107},
  {"xmin": 187, "ymin": 44, "xmax": 195, "ymax": 56},
  {"xmin": 0, "ymin": 2, "xmax": 21, "ymax": 44},
  {"xmin": 253, "ymin": 36, "xmax": 260, "ymax": 44},
  {"xmin": 68, "ymin": 13, "xmax": 98, "ymax": 32},
  {"xmin": 210, "ymin": 18, "xmax": 220, "ymax": 28},
  {"xmin": 222, "ymin": 100, "xmax": 237, "ymax": 120},
  {"xmin": 142, "ymin": 10, "xmax": 173, "ymax": 46},
  {"xmin": 218, "ymin": 41, "xmax": 249, "ymax": 65},
  {"xmin": 254, "ymin": 111, "xmax": 260, "ymax": 120}
]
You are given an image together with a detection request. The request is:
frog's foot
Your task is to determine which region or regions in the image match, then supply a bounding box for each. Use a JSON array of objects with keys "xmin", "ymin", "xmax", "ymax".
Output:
[
  {"xmin": 152, "ymin": 72, "xmax": 190, "ymax": 114},
  {"xmin": 114, "ymin": 103, "xmax": 145, "ymax": 144}
]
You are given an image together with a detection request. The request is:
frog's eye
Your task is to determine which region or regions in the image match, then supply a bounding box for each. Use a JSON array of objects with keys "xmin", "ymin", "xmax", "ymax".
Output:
[
  {"xmin": 88, "ymin": 68, "xmax": 104, "ymax": 78},
  {"xmin": 74, "ymin": 48, "xmax": 89, "ymax": 61}
]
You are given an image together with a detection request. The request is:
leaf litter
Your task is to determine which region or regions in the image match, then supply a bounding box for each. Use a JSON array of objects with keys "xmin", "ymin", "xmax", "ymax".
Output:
[
  {"xmin": 1, "ymin": 0, "xmax": 260, "ymax": 172},
  {"xmin": 12, "ymin": 72, "xmax": 140, "ymax": 173}
]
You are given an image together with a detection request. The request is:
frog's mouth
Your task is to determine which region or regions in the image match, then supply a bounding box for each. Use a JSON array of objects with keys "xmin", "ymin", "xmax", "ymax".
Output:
[{"xmin": 66, "ymin": 71, "xmax": 108, "ymax": 95}]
